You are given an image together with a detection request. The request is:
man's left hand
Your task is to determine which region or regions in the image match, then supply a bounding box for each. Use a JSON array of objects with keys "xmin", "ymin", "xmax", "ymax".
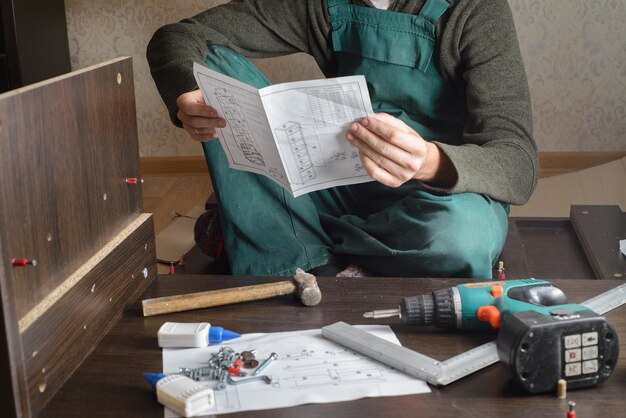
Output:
[{"xmin": 346, "ymin": 113, "xmax": 457, "ymax": 188}]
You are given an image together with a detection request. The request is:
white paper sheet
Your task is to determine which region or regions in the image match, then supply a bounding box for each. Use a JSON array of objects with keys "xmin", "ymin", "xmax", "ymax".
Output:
[
  {"xmin": 193, "ymin": 63, "xmax": 375, "ymax": 196},
  {"xmin": 162, "ymin": 325, "xmax": 430, "ymax": 416}
]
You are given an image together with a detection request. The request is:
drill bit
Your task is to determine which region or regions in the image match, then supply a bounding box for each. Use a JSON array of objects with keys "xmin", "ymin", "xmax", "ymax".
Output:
[{"xmin": 363, "ymin": 308, "xmax": 400, "ymax": 319}]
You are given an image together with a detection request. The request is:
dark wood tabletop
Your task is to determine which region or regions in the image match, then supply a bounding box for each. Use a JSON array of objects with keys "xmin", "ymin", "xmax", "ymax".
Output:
[{"xmin": 39, "ymin": 275, "xmax": 626, "ymax": 418}]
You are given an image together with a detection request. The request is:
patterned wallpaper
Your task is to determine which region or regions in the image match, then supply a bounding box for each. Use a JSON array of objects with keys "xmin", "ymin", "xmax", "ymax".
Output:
[
  {"xmin": 509, "ymin": 0, "xmax": 626, "ymax": 152},
  {"xmin": 65, "ymin": 0, "xmax": 626, "ymax": 156}
]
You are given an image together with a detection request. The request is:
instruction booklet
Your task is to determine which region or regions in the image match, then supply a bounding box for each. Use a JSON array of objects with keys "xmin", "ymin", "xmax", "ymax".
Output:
[{"xmin": 193, "ymin": 63, "xmax": 375, "ymax": 197}]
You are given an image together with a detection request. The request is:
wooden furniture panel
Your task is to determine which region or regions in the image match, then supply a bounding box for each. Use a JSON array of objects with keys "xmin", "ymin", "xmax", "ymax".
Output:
[
  {"xmin": 39, "ymin": 275, "xmax": 626, "ymax": 418},
  {"xmin": 0, "ymin": 237, "xmax": 29, "ymax": 418},
  {"xmin": 499, "ymin": 218, "xmax": 595, "ymax": 280},
  {"xmin": 0, "ymin": 58, "xmax": 156, "ymax": 417},
  {"xmin": 0, "ymin": 58, "xmax": 143, "ymax": 318},
  {"xmin": 22, "ymin": 214, "xmax": 156, "ymax": 411},
  {"xmin": 571, "ymin": 205, "xmax": 626, "ymax": 280}
]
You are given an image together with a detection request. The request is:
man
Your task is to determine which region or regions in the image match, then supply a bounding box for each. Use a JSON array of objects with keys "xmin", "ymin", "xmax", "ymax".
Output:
[{"xmin": 147, "ymin": 0, "xmax": 537, "ymax": 278}]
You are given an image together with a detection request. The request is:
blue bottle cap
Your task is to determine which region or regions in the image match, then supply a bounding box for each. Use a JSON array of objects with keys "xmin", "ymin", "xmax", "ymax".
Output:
[
  {"xmin": 208, "ymin": 326, "xmax": 240, "ymax": 343},
  {"xmin": 143, "ymin": 372, "xmax": 167, "ymax": 391}
]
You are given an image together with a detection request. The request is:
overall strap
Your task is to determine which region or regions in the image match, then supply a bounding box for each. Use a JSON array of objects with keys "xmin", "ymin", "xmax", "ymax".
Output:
[
  {"xmin": 327, "ymin": 0, "xmax": 349, "ymax": 8},
  {"xmin": 419, "ymin": 0, "xmax": 454, "ymax": 25}
]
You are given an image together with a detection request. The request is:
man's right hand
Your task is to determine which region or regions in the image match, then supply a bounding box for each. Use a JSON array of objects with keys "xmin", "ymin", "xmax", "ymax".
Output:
[{"xmin": 176, "ymin": 90, "xmax": 227, "ymax": 142}]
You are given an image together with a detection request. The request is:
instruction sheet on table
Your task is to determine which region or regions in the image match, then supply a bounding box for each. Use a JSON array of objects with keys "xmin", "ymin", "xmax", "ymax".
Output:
[{"xmin": 162, "ymin": 325, "xmax": 430, "ymax": 416}]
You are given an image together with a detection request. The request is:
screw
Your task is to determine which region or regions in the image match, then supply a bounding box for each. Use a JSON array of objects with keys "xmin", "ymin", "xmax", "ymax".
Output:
[{"xmin": 253, "ymin": 353, "xmax": 277, "ymax": 376}]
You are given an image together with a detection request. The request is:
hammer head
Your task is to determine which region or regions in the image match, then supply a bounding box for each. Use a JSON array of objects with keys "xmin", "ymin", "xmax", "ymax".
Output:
[{"xmin": 293, "ymin": 269, "xmax": 322, "ymax": 306}]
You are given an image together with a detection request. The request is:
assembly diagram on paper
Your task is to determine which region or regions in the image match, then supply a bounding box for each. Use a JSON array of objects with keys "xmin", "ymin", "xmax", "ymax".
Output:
[
  {"xmin": 214, "ymin": 88, "xmax": 265, "ymax": 167},
  {"xmin": 162, "ymin": 326, "xmax": 429, "ymax": 416},
  {"xmin": 194, "ymin": 63, "xmax": 376, "ymax": 196}
]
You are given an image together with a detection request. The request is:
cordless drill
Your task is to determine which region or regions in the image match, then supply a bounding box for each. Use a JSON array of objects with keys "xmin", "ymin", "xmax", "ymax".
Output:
[{"xmin": 363, "ymin": 278, "xmax": 620, "ymax": 393}]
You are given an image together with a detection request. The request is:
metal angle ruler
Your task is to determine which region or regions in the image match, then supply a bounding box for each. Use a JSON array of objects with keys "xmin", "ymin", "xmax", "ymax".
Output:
[
  {"xmin": 321, "ymin": 322, "xmax": 443, "ymax": 385},
  {"xmin": 581, "ymin": 283, "xmax": 626, "ymax": 315},
  {"xmin": 322, "ymin": 283, "xmax": 626, "ymax": 387},
  {"xmin": 438, "ymin": 342, "xmax": 499, "ymax": 385}
]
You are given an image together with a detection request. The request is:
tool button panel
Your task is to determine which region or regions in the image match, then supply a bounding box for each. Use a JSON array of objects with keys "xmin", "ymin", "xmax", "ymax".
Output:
[
  {"xmin": 564, "ymin": 334, "xmax": 581, "ymax": 349},
  {"xmin": 563, "ymin": 331, "xmax": 601, "ymax": 379},
  {"xmin": 582, "ymin": 331, "xmax": 598, "ymax": 346}
]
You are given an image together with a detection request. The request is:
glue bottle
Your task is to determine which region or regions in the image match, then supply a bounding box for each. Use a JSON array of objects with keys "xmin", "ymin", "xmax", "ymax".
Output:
[
  {"xmin": 144, "ymin": 372, "xmax": 215, "ymax": 417},
  {"xmin": 157, "ymin": 322, "xmax": 240, "ymax": 348}
]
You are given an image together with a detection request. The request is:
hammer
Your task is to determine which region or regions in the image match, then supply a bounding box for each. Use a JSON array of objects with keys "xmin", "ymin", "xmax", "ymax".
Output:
[{"xmin": 141, "ymin": 269, "xmax": 321, "ymax": 317}]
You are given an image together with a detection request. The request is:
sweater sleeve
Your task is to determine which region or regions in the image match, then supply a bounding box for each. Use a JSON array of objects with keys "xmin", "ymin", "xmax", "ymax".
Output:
[
  {"xmin": 146, "ymin": 0, "xmax": 328, "ymax": 126},
  {"xmin": 432, "ymin": 0, "xmax": 538, "ymax": 205}
]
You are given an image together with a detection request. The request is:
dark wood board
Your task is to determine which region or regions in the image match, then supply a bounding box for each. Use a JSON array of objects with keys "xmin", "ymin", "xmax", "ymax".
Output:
[
  {"xmin": 0, "ymin": 57, "xmax": 143, "ymax": 318},
  {"xmin": 39, "ymin": 275, "xmax": 626, "ymax": 418},
  {"xmin": 22, "ymin": 214, "xmax": 156, "ymax": 412},
  {"xmin": 0, "ymin": 237, "xmax": 30, "ymax": 417},
  {"xmin": 0, "ymin": 58, "xmax": 155, "ymax": 417},
  {"xmin": 571, "ymin": 205, "xmax": 626, "ymax": 280},
  {"xmin": 501, "ymin": 218, "xmax": 595, "ymax": 280}
]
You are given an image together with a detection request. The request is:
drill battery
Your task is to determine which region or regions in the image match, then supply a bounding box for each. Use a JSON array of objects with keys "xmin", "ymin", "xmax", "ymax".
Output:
[{"xmin": 497, "ymin": 308, "xmax": 619, "ymax": 393}]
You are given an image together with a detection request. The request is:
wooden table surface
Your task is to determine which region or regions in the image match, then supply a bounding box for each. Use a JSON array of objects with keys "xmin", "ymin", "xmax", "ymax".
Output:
[{"xmin": 39, "ymin": 275, "xmax": 626, "ymax": 418}]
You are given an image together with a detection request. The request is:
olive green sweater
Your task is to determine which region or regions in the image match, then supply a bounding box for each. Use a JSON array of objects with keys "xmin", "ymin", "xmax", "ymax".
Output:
[{"xmin": 147, "ymin": 0, "xmax": 537, "ymax": 205}]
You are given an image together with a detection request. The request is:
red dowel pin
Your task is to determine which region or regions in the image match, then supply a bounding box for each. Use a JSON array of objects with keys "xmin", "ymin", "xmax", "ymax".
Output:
[
  {"xmin": 567, "ymin": 401, "xmax": 576, "ymax": 418},
  {"xmin": 12, "ymin": 258, "xmax": 37, "ymax": 267},
  {"xmin": 228, "ymin": 366, "xmax": 242, "ymax": 376},
  {"xmin": 125, "ymin": 177, "xmax": 144, "ymax": 185}
]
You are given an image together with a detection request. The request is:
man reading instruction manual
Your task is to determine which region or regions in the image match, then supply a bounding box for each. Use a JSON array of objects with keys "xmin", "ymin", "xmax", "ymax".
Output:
[{"xmin": 147, "ymin": 0, "xmax": 537, "ymax": 278}]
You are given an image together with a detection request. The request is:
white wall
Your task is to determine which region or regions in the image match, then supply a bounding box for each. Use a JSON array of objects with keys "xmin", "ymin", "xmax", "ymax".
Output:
[{"xmin": 65, "ymin": 0, "xmax": 626, "ymax": 157}]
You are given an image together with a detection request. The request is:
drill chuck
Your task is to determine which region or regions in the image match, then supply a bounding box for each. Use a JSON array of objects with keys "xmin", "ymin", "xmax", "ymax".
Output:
[
  {"xmin": 401, "ymin": 288, "xmax": 458, "ymax": 328},
  {"xmin": 400, "ymin": 294, "xmax": 435, "ymax": 325}
]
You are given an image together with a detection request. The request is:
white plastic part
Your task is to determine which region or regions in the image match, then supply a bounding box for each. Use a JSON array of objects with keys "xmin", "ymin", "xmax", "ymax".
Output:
[
  {"xmin": 158, "ymin": 322, "xmax": 210, "ymax": 348},
  {"xmin": 156, "ymin": 374, "xmax": 214, "ymax": 417}
]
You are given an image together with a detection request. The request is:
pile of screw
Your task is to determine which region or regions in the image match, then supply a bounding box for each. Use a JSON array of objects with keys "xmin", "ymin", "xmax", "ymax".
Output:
[{"xmin": 179, "ymin": 346, "xmax": 275, "ymax": 390}]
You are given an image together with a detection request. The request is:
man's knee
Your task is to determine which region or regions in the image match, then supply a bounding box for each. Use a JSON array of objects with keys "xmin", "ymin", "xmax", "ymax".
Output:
[{"xmin": 425, "ymin": 196, "xmax": 508, "ymax": 278}]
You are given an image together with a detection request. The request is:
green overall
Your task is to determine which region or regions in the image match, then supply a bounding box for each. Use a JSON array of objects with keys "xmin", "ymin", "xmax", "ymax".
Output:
[{"xmin": 201, "ymin": 0, "xmax": 508, "ymax": 278}]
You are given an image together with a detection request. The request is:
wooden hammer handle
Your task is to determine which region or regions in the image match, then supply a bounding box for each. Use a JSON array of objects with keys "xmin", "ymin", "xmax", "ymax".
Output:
[{"xmin": 142, "ymin": 280, "xmax": 296, "ymax": 317}]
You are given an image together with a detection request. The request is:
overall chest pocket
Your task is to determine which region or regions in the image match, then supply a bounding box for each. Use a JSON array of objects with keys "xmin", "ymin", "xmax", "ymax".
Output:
[{"xmin": 330, "ymin": 15, "xmax": 435, "ymax": 72}]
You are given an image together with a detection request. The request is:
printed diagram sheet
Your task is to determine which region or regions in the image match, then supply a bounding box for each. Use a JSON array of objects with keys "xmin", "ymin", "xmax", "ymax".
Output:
[
  {"xmin": 194, "ymin": 63, "xmax": 376, "ymax": 196},
  {"xmin": 162, "ymin": 326, "xmax": 430, "ymax": 416}
]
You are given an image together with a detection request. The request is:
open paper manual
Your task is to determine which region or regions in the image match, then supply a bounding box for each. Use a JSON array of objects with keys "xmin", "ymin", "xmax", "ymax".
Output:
[{"xmin": 193, "ymin": 63, "xmax": 375, "ymax": 197}]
